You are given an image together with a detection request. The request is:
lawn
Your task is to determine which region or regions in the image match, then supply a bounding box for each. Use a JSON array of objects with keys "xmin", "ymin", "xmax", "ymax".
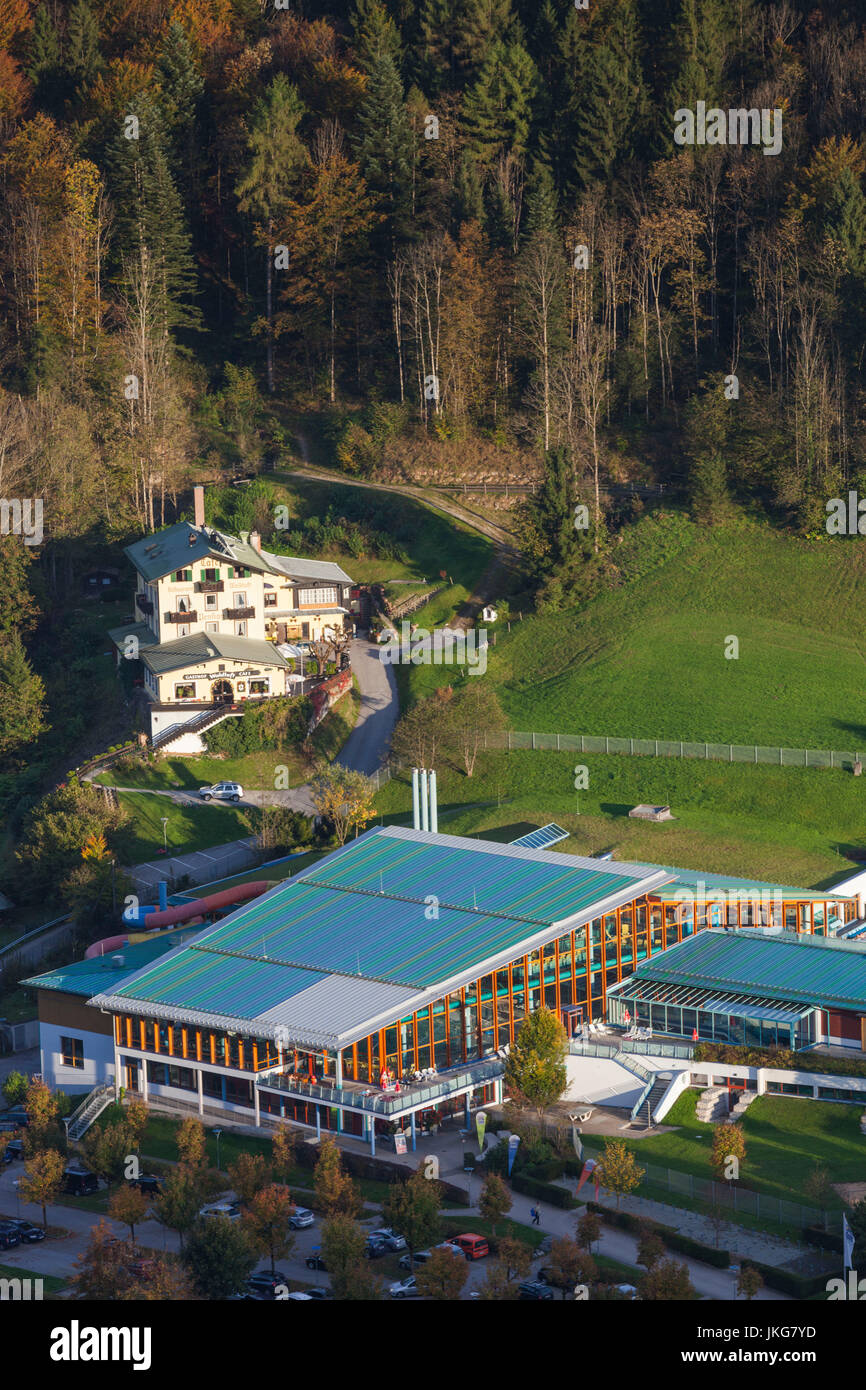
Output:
[
  {"xmin": 0, "ymin": 1263, "xmax": 67, "ymax": 1296},
  {"xmin": 114, "ymin": 792, "xmax": 258, "ymax": 864},
  {"xmin": 372, "ymin": 750, "xmax": 866, "ymax": 887},
  {"xmin": 439, "ymin": 1213, "xmax": 546, "ymax": 1251},
  {"xmin": 402, "ymin": 510, "xmax": 866, "ymax": 752},
  {"xmin": 591, "ymin": 1091, "xmax": 864, "ymax": 1212}
]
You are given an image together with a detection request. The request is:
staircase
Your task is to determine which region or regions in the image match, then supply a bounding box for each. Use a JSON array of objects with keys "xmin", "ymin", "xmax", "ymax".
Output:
[
  {"xmin": 730, "ymin": 1091, "xmax": 756, "ymax": 1120},
  {"xmin": 150, "ymin": 704, "xmax": 241, "ymax": 751},
  {"xmin": 630, "ymin": 1073, "xmax": 675, "ymax": 1128},
  {"xmin": 695, "ymin": 1086, "xmax": 729, "ymax": 1124},
  {"xmin": 67, "ymin": 1083, "xmax": 115, "ymax": 1141}
]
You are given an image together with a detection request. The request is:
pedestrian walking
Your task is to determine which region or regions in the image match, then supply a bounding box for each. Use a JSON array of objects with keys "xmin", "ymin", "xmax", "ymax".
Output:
[{"xmin": 531, "ymin": 1206, "xmax": 540, "ymax": 1226}]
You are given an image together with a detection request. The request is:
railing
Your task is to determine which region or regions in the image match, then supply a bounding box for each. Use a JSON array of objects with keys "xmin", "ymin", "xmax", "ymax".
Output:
[
  {"xmin": 135, "ymin": 597, "xmax": 153, "ymax": 613},
  {"xmin": 195, "ymin": 580, "xmax": 224, "ymax": 593},
  {"xmin": 489, "ymin": 730, "xmax": 864, "ymax": 773},
  {"xmin": 257, "ymin": 1056, "xmax": 505, "ymax": 1115},
  {"xmin": 164, "ymin": 610, "xmax": 198, "ymax": 623},
  {"xmin": 67, "ymin": 1082, "xmax": 115, "ymax": 1140},
  {"xmin": 223, "ymin": 606, "xmax": 255, "ymax": 620}
]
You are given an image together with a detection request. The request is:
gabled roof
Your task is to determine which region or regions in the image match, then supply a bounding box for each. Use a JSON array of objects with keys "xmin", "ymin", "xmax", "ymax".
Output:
[
  {"xmin": 140, "ymin": 632, "xmax": 290, "ymax": 675},
  {"xmin": 260, "ymin": 551, "xmax": 354, "ymax": 586},
  {"xmin": 622, "ymin": 927, "xmax": 866, "ymax": 1012},
  {"xmin": 634, "ymin": 861, "xmax": 850, "ymax": 903},
  {"xmin": 126, "ymin": 523, "xmax": 281, "ymax": 583},
  {"xmin": 87, "ymin": 828, "xmax": 670, "ymax": 1049},
  {"xmin": 107, "ymin": 621, "xmax": 159, "ymax": 652}
]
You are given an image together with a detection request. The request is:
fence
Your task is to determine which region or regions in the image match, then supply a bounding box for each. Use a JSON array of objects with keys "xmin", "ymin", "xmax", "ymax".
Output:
[
  {"xmin": 488, "ymin": 730, "xmax": 864, "ymax": 772},
  {"xmin": 598, "ymin": 1153, "xmax": 836, "ymax": 1233}
]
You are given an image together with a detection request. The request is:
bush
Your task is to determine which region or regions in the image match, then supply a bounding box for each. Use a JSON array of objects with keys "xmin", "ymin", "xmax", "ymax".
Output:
[
  {"xmin": 511, "ymin": 1173, "xmax": 576, "ymax": 1209},
  {"xmin": 803, "ymin": 1226, "xmax": 842, "ymax": 1253},
  {"xmin": 694, "ymin": 1042, "xmax": 866, "ymax": 1081},
  {"xmin": 740, "ymin": 1258, "xmax": 830, "ymax": 1299},
  {"xmin": 585, "ymin": 1202, "xmax": 730, "ymax": 1268}
]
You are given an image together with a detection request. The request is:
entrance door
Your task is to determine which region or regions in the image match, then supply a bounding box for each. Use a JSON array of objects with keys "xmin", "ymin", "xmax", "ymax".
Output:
[
  {"xmin": 727, "ymin": 1077, "xmax": 745, "ymax": 1112},
  {"xmin": 211, "ymin": 678, "xmax": 233, "ymax": 703},
  {"xmin": 125, "ymin": 1060, "xmax": 140, "ymax": 1093}
]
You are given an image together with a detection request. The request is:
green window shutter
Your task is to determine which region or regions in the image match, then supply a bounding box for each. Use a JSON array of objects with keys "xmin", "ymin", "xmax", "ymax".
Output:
[
  {"xmin": 200, "ymin": 570, "xmax": 206, "ymax": 581},
  {"xmin": 185, "ymin": 569, "xmax": 192, "ymax": 581}
]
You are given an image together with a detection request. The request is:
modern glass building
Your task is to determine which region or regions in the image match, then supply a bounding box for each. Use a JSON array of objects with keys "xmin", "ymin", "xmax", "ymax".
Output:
[
  {"xmin": 606, "ymin": 927, "xmax": 866, "ymax": 1051},
  {"xmin": 24, "ymin": 828, "xmax": 861, "ymax": 1149}
]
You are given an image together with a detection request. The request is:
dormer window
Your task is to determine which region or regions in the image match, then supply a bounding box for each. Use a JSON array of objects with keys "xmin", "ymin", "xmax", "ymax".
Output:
[{"xmin": 173, "ymin": 569, "xmax": 193, "ymax": 582}]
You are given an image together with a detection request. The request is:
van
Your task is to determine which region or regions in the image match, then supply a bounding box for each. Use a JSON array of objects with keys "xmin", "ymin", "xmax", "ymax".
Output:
[
  {"xmin": 453, "ymin": 1233, "xmax": 489, "ymax": 1260},
  {"xmin": 63, "ymin": 1167, "xmax": 99, "ymax": 1195}
]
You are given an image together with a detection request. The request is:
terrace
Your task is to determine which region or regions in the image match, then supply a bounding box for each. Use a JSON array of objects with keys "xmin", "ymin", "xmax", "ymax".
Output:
[{"xmin": 257, "ymin": 1054, "xmax": 505, "ymax": 1118}]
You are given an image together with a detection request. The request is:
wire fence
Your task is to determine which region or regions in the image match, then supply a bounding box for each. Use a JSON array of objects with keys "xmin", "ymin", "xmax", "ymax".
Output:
[
  {"xmin": 618, "ymin": 1156, "xmax": 836, "ymax": 1233},
  {"xmin": 486, "ymin": 730, "xmax": 864, "ymax": 772}
]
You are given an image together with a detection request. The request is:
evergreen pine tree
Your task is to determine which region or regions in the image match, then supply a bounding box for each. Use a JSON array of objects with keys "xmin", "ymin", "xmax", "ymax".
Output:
[
  {"xmin": 107, "ymin": 93, "xmax": 200, "ymax": 336},
  {"xmin": 455, "ymin": 0, "xmax": 517, "ymax": 81},
  {"xmin": 0, "ymin": 630, "xmax": 48, "ymax": 759},
  {"xmin": 353, "ymin": 49, "xmax": 414, "ymax": 249},
  {"xmin": 461, "ymin": 38, "xmax": 537, "ymax": 167},
  {"xmin": 26, "ymin": 3, "xmax": 62, "ymax": 108},
  {"xmin": 415, "ymin": 0, "xmax": 461, "ymax": 94},
  {"xmin": 351, "ymin": 0, "xmax": 402, "ymax": 74},
  {"xmin": 156, "ymin": 21, "xmax": 205, "ymax": 204},
  {"xmin": 569, "ymin": 0, "xmax": 646, "ymax": 188},
  {"xmin": 66, "ymin": 0, "xmax": 102, "ymax": 89}
]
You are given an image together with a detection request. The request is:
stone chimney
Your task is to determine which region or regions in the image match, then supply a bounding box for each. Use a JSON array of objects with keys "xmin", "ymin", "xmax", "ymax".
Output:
[
  {"xmin": 193, "ymin": 485, "xmax": 205, "ymax": 529},
  {"xmin": 250, "ymin": 529, "xmax": 262, "ymax": 553}
]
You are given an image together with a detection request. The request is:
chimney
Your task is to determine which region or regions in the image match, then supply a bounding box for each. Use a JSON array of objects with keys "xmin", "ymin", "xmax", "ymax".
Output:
[
  {"xmin": 250, "ymin": 529, "xmax": 262, "ymax": 553},
  {"xmin": 193, "ymin": 485, "xmax": 205, "ymax": 529}
]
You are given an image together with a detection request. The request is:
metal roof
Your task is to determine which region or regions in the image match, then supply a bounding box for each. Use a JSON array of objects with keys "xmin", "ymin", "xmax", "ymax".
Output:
[
  {"xmin": 125, "ymin": 523, "xmax": 282, "ymax": 583},
  {"xmin": 510, "ymin": 823, "xmax": 570, "ymax": 851},
  {"xmin": 23, "ymin": 929, "xmax": 198, "ymax": 998},
  {"xmin": 619, "ymin": 928, "xmax": 866, "ymax": 1012},
  {"xmin": 634, "ymin": 861, "xmax": 850, "ymax": 902},
  {"xmin": 140, "ymin": 631, "xmax": 289, "ymax": 675},
  {"xmin": 89, "ymin": 829, "xmax": 670, "ymax": 1049},
  {"xmin": 260, "ymin": 551, "xmax": 354, "ymax": 586},
  {"xmin": 107, "ymin": 621, "xmax": 159, "ymax": 652}
]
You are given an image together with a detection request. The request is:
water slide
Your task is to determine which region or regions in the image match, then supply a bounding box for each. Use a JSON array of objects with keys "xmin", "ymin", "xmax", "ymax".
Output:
[{"xmin": 86, "ymin": 879, "xmax": 271, "ymax": 958}]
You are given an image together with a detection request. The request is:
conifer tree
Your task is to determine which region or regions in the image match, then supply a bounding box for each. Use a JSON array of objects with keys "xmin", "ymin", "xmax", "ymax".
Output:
[
  {"xmin": 66, "ymin": 0, "xmax": 102, "ymax": 90},
  {"xmin": 353, "ymin": 48, "xmax": 414, "ymax": 250},
  {"xmin": 461, "ymin": 38, "xmax": 537, "ymax": 167},
  {"xmin": 0, "ymin": 629, "xmax": 48, "ymax": 758}
]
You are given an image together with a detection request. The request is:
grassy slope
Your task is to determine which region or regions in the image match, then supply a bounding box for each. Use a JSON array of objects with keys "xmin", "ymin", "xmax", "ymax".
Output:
[
  {"xmin": 372, "ymin": 750, "xmax": 866, "ymax": 886},
  {"xmin": 595, "ymin": 1091, "xmax": 861, "ymax": 1211},
  {"xmin": 496, "ymin": 516, "xmax": 866, "ymax": 748},
  {"xmin": 115, "ymin": 792, "xmax": 258, "ymax": 863}
]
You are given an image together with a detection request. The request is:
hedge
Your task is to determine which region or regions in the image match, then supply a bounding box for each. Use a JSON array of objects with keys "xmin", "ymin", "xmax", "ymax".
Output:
[
  {"xmin": 586, "ymin": 1201, "xmax": 730, "ymax": 1269},
  {"xmin": 694, "ymin": 1042, "xmax": 866, "ymax": 1081},
  {"xmin": 740, "ymin": 1257, "xmax": 832, "ymax": 1299},
  {"xmin": 294, "ymin": 1139, "xmax": 470, "ymax": 1206},
  {"xmin": 803, "ymin": 1226, "xmax": 842, "ymax": 1254},
  {"xmin": 512, "ymin": 1172, "xmax": 577, "ymax": 1209}
]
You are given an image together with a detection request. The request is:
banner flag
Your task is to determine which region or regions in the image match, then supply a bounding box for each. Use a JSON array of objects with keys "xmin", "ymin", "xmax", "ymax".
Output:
[
  {"xmin": 507, "ymin": 1133, "xmax": 521, "ymax": 1176},
  {"xmin": 575, "ymin": 1158, "xmax": 597, "ymax": 1195},
  {"xmin": 475, "ymin": 1111, "xmax": 487, "ymax": 1153}
]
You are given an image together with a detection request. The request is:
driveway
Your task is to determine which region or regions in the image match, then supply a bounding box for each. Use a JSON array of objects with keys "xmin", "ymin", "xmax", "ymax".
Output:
[{"xmin": 335, "ymin": 637, "xmax": 398, "ymax": 777}]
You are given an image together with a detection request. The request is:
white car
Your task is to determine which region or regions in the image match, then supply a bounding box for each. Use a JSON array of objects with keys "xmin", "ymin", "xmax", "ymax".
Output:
[
  {"xmin": 289, "ymin": 1206, "xmax": 314, "ymax": 1230},
  {"xmin": 199, "ymin": 782, "xmax": 243, "ymax": 802},
  {"xmin": 389, "ymin": 1276, "xmax": 421, "ymax": 1299},
  {"xmin": 199, "ymin": 1201, "xmax": 241, "ymax": 1221}
]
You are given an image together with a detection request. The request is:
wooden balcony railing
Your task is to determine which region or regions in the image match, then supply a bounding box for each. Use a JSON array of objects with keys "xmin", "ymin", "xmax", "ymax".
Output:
[
  {"xmin": 164, "ymin": 610, "xmax": 198, "ymax": 623},
  {"xmin": 223, "ymin": 606, "xmax": 255, "ymax": 620},
  {"xmin": 195, "ymin": 580, "xmax": 224, "ymax": 593}
]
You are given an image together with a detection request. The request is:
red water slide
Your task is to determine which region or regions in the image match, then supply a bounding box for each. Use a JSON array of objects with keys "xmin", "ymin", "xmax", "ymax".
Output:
[{"xmin": 141, "ymin": 880, "xmax": 271, "ymax": 929}]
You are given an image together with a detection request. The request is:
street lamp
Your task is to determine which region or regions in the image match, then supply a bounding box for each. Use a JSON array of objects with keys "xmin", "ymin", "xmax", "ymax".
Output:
[
  {"xmin": 160, "ymin": 817, "xmax": 169, "ymax": 856},
  {"xmin": 213, "ymin": 1128, "xmax": 222, "ymax": 1171}
]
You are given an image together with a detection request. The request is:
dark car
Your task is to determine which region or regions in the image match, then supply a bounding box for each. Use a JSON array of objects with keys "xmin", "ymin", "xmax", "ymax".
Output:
[
  {"xmin": 63, "ymin": 1167, "xmax": 99, "ymax": 1195},
  {"xmin": 247, "ymin": 1271, "xmax": 290, "ymax": 1300},
  {"xmin": 3, "ymin": 1109, "xmax": 29, "ymax": 1127},
  {"xmin": 305, "ymin": 1251, "xmax": 327, "ymax": 1271},
  {"xmin": 304, "ymin": 1287, "xmax": 333, "ymax": 1300},
  {"xmin": 0, "ymin": 1222, "xmax": 21, "ymax": 1250},
  {"xmin": 518, "ymin": 1280, "xmax": 555, "ymax": 1301},
  {"xmin": 2, "ymin": 1139, "xmax": 24, "ymax": 1163},
  {"xmin": 127, "ymin": 1174, "xmax": 164, "ymax": 1196},
  {"xmin": 364, "ymin": 1237, "xmax": 390, "ymax": 1260},
  {"xmin": 8, "ymin": 1219, "xmax": 45, "ymax": 1244}
]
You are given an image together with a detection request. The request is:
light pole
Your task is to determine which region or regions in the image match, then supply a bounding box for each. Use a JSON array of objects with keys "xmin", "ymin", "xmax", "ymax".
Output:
[
  {"xmin": 160, "ymin": 817, "xmax": 169, "ymax": 856},
  {"xmin": 213, "ymin": 1128, "xmax": 222, "ymax": 1172}
]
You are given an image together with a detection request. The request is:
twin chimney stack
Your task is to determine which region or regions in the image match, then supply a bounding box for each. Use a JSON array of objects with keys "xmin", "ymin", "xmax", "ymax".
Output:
[{"xmin": 411, "ymin": 767, "xmax": 438, "ymax": 833}]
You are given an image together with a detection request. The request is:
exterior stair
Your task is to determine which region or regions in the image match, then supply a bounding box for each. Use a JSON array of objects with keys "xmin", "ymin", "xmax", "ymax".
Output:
[
  {"xmin": 67, "ymin": 1082, "xmax": 115, "ymax": 1140},
  {"xmin": 730, "ymin": 1091, "xmax": 756, "ymax": 1120},
  {"xmin": 150, "ymin": 703, "xmax": 241, "ymax": 751}
]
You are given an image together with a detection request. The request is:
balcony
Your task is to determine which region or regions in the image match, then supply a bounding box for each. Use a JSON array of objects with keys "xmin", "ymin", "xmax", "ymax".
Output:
[
  {"xmin": 164, "ymin": 610, "xmax": 198, "ymax": 624},
  {"xmin": 195, "ymin": 580, "xmax": 224, "ymax": 593},
  {"xmin": 256, "ymin": 1055, "xmax": 505, "ymax": 1116},
  {"xmin": 135, "ymin": 596, "xmax": 153, "ymax": 614},
  {"xmin": 223, "ymin": 606, "xmax": 255, "ymax": 620}
]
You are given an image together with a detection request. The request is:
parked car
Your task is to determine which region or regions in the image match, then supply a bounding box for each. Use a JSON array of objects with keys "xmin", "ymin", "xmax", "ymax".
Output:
[
  {"xmin": 614, "ymin": 1284, "xmax": 638, "ymax": 1299},
  {"xmin": 286, "ymin": 1292, "xmax": 313, "ymax": 1301},
  {"xmin": 246, "ymin": 1271, "xmax": 290, "ymax": 1300},
  {"xmin": 305, "ymin": 1250, "xmax": 327, "ymax": 1271},
  {"xmin": 0, "ymin": 1222, "xmax": 21, "ymax": 1250},
  {"xmin": 288, "ymin": 1206, "xmax": 314, "ymax": 1230},
  {"xmin": 304, "ymin": 1287, "xmax": 333, "ymax": 1300},
  {"xmin": 199, "ymin": 781, "xmax": 243, "ymax": 802},
  {"xmin": 433, "ymin": 1241, "xmax": 464, "ymax": 1258},
  {"xmin": 127, "ymin": 1174, "xmax": 164, "ymax": 1196},
  {"xmin": 370, "ymin": 1227, "xmax": 407, "ymax": 1251},
  {"xmin": 8, "ymin": 1220, "xmax": 45, "ymax": 1244},
  {"xmin": 127, "ymin": 1258, "xmax": 157, "ymax": 1280},
  {"xmin": 198, "ymin": 1201, "xmax": 241, "ymax": 1222},
  {"xmin": 452, "ymin": 1234, "xmax": 489, "ymax": 1261},
  {"xmin": 518, "ymin": 1280, "xmax": 554, "ymax": 1301},
  {"xmin": 3, "ymin": 1109, "xmax": 29, "ymax": 1127},
  {"xmin": 399, "ymin": 1249, "xmax": 434, "ymax": 1270},
  {"xmin": 62, "ymin": 1167, "xmax": 99, "ymax": 1196},
  {"xmin": 2, "ymin": 1139, "xmax": 24, "ymax": 1163},
  {"xmin": 364, "ymin": 1236, "xmax": 390, "ymax": 1260},
  {"xmin": 389, "ymin": 1276, "xmax": 421, "ymax": 1299}
]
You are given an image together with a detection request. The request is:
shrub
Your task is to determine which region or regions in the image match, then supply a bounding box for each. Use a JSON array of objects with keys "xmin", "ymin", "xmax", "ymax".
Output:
[{"xmin": 511, "ymin": 1173, "xmax": 576, "ymax": 1209}]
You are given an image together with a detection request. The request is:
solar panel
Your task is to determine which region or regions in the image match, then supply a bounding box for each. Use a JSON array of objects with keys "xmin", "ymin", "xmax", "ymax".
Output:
[{"xmin": 509, "ymin": 823, "xmax": 570, "ymax": 851}]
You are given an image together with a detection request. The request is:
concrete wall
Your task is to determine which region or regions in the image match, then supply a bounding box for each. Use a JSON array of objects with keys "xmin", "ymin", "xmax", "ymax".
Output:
[
  {"xmin": 651, "ymin": 1058, "xmax": 866, "ymax": 1120},
  {"xmin": 39, "ymin": 1020, "xmax": 114, "ymax": 1094}
]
